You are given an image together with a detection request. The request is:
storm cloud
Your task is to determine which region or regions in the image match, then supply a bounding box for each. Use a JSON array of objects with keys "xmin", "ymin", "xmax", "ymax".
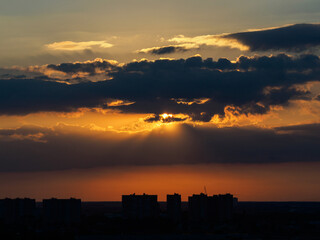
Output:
[
  {"xmin": 224, "ymin": 23, "xmax": 320, "ymax": 52},
  {"xmin": 168, "ymin": 23, "xmax": 320, "ymax": 53},
  {"xmin": 0, "ymin": 54, "xmax": 319, "ymax": 121}
]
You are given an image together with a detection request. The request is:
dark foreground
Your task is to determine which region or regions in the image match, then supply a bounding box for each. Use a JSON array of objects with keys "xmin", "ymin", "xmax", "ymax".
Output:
[{"xmin": 1, "ymin": 202, "xmax": 320, "ymax": 240}]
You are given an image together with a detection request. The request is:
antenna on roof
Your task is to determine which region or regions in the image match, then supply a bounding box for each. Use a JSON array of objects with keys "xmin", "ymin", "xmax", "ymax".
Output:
[{"xmin": 204, "ymin": 186, "xmax": 207, "ymax": 195}]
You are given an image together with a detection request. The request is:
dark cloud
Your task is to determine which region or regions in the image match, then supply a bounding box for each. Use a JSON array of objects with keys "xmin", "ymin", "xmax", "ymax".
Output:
[
  {"xmin": 0, "ymin": 78, "xmax": 106, "ymax": 115},
  {"xmin": 0, "ymin": 54, "xmax": 319, "ymax": 120},
  {"xmin": 237, "ymin": 53, "xmax": 320, "ymax": 70},
  {"xmin": 224, "ymin": 23, "xmax": 320, "ymax": 52},
  {"xmin": 144, "ymin": 114, "xmax": 187, "ymax": 123},
  {"xmin": 275, "ymin": 123, "xmax": 320, "ymax": 135},
  {"xmin": 0, "ymin": 123, "xmax": 319, "ymax": 172},
  {"xmin": 47, "ymin": 59, "xmax": 119, "ymax": 75},
  {"xmin": 140, "ymin": 46, "xmax": 191, "ymax": 55}
]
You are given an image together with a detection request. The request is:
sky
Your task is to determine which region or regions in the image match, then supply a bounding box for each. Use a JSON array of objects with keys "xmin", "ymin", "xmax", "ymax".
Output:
[{"xmin": 0, "ymin": 0, "xmax": 320, "ymax": 201}]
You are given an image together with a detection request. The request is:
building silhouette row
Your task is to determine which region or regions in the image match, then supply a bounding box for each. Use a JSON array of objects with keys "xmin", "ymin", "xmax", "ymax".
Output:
[
  {"xmin": 122, "ymin": 194, "xmax": 159, "ymax": 219},
  {"xmin": 122, "ymin": 193, "xmax": 237, "ymax": 223},
  {"xmin": 1, "ymin": 193, "xmax": 236, "ymax": 225},
  {"xmin": 0, "ymin": 198, "xmax": 36, "ymax": 224},
  {"xmin": 188, "ymin": 193, "xmax": 234, "ymax": 222},
  {"xmin": 43, "ymin": 198, "xmax": 81, "ymax": 225},
  {"xmin": 0, "ymin": 198, "xmax": 81, "ymax": 225}
]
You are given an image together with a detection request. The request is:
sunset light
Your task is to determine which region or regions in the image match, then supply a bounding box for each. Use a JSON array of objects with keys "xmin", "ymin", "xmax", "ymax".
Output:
[
  {"xmin": 161, "ymin": 113, "xmax": 173, "ymax": 119},
  {"xmin": 1, "ymin": 1, "xmax": 320, "ymax": 238}
]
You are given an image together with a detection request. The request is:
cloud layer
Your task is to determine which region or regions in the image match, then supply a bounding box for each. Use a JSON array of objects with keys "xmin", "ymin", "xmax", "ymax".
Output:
[
  {"xmin": 161, "ymin": 23, "xmax": 320, "ymax": 54},
  {"xmin": 138, "ymin": 44, "xmax": 198, "ymax": 55},
  {"xmin": 225, "ymin": 23, "xmax": 320, "ymax": 52},
  {"xmin": 0, "ymin": 123, "xmax": 320, "ymax": 172},
  {"xmin": 1, "ymin": 54, "xmax": 319, "ymax": 121}
]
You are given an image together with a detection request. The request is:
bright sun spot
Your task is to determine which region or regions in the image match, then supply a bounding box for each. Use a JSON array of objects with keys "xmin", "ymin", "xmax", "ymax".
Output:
[{"xmin": 161, "ymin": 113, "xmax": 173, "ymax": 119}]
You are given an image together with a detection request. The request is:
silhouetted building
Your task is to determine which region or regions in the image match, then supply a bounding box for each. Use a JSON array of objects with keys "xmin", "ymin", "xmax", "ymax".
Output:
[
  {"xmin": 43, "ymin": 198, "xmax": 81, "ymax": 225},
  {"xmin": 122, "ymin": 194, "xmax": 159, "ymax": 219},
  {"xmin": 233, "ymin": 197, "xmax": 239, "ymax": 208},
  {"xmin": 167, "ymin": 193, "xmax": 181, "ymax": 222},
  {"xmin": 213, "ymin": 194, "xmax": 234, "ymax": 221},
  {"xmin": 189, "ymin": 193, "xmax": 234, "ymax": 223},
  {"xmin": 0, "ymin": 198, "xmax": 36, "ymax": 224},
  {"xmin": 188, "ymin": 193, "xmax": 209, "ymax": 222}
]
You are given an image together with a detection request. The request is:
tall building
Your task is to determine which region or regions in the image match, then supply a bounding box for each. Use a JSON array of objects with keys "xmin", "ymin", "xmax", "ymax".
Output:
[
  {"xmin": 211, "ymin": 194, "xmax": 234, "ymax": 222},
  {"xmin": 218, "ymin": 194, "xmax": 234, "ymax": 221},
  {"xmin": 0, "ymin": 198, "xmax": 36, "ymax": 224},
  {"xmin": 188, "ymin": 193, "xmax": 209, "ymax": 222},
  {"xmin": 188, "ymin": 193, "xmax": 234, "ymax": 223},
  {"xmin": 122, "ymin": 194, "xmax": 159, "ymax": 219},
  {"xmin": 233, "ymin": 197, "xmax": 239, "ymax": 208},
  {"xmin": 43, "ymin": 198, "xmax": 81, "ymax": 225},
  {"xmin": 167, "ymin": 193, "xmax": 181, "ymax": 222}
]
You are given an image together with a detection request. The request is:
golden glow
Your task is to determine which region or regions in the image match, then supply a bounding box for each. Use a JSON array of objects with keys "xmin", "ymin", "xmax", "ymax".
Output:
[
  {"xmin": 1, "ymin": 97, "xmax": 320, "ymax": 135},
  {"xmin": 107, "ymin": 99, "xmax": 135, "ymax": 107},
  {"xmin": 1, "ymin": 106, "xmax": 320, "ymax": 201},
  {"xmin": 169, "ymin": 34, "xmax": 250, "ymax": 51},
  {"xmin": 46, "ymin": 41, "xmax": 114, "ymax": 51},
  {"xmin": 161, "ymin": 113, "xmax": 173, "ymax": 119},
  {"xmin": 172, "ymin": 98, "xmax": 210, "ymax": 105}
]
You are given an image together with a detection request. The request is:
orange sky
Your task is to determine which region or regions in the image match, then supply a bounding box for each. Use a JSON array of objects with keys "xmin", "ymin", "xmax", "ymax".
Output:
[{"xmin": 1, "ymin": 163, "xmax": 319, "ymax": 201}]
